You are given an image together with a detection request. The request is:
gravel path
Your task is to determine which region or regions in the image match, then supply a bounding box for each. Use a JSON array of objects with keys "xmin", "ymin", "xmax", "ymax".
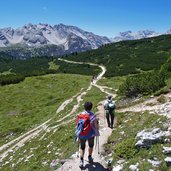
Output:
[
  {"xmin": 56, "ymin": 59, "xmax": 115, "ymax": 171},
  {"xmin": 57, "ymin": 101, "xmax": 112, "ymax": 171},
  {"xmin": 0, "ymin": 58, "xmax": 115, "ymax": 169},
  {"xmin": 117, "ymin": 92, "xmax": 171, "ymax": 118}
]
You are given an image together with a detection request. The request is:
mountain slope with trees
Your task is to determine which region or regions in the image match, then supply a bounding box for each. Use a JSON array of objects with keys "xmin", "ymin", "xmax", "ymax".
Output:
[{"xmin": 65, "ymin": 34, "xmax": 171, "ymax": 77}]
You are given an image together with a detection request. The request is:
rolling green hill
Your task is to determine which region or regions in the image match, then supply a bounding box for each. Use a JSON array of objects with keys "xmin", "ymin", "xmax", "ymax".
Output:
[
  {"xmin": 1, "ymin": 35, "xmax": 171, "ymax": 170},
  {"xmin": 65, "ymin": 34, "xmax": 171, "ymax": 77},
  {"xmin": 0, "ymin": 74, "xmax": 91, "ymax": 146},
  {"xmin": 0, "ymin": 57, "xmax": 100, "ymax": 86}
]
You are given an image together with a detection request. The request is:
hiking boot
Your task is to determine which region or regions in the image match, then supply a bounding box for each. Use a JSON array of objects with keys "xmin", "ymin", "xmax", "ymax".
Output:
[
  {"xmin": 79, "ymin": 159, "xmax": 84, "ymax": 168},
  {"xmin": 88, "ymin": 156, "xmax": 93, "ymax": 163}
]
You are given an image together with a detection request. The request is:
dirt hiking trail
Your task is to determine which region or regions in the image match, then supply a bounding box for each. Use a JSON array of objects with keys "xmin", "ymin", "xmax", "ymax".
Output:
[
  {"xmin": 117, "ymin": 92, "xmax": 171, "ymax": 119},
  {"xmin": 0, "ymin": 58, "xmax": 116, "ymax": 170},
  {"xmin": 56, "ymin": 59, "xmax": 116, "ymax": 171},
  {"xmin": 57, "ymin": 101, "xmax": 113, "ymax": 171}
]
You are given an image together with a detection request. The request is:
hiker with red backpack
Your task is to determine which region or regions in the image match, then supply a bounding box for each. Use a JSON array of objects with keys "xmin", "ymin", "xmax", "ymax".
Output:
[{"xmin": 75, "ymin": 101, "xmax": 99, "ymax": 168}]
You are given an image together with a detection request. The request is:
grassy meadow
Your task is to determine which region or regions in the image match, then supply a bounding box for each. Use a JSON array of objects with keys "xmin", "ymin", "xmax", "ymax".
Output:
[
  {"xmin": 104, "ymin": 111, "xmax": 171, "ymax": 171},
  {"xmin": 1, "ymin": 81, "xmax": 106, "ymax": 171},
  {"xmin": 0, "ymin": 73, "xmax": 91, "ymax": 146}
]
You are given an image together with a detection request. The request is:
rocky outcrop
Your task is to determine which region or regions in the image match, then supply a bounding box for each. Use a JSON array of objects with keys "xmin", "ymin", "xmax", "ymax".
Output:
[{"xmin": 135, "ymin": 128, "xmax": 171, "ymax": 149}]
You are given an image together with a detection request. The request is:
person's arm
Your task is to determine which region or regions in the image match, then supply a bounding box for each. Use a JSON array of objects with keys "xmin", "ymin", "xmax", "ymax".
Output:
[
  {"xmin": 94, "ymin": 118, "xmax": 99, "ymax": 130},
  {"xmin": 93, "ymin": 116, "xmax": 100, "ymax": 136},
  {"xmin": 104, "ymin": 100, "xmax": 108, "ymax": 109}
]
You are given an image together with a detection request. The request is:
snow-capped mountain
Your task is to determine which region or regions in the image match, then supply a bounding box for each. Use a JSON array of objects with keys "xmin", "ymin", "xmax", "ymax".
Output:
[
  {"xmin": 1, "ymin": 23, "xmax": 171, "ymax": 59},
  {"xmin": 0, "ymin": 23, "xmax": 111, "ymax": 50},
  {"xmin": 165, "ymin": 29, "xmax": 171, "ymax": 34},
  {"xmin": 112, "ymin": 30, "xmax": 160, "ymax": 42}
]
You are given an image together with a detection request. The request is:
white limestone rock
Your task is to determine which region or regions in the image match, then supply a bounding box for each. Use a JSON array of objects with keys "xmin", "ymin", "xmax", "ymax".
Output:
[{"xmin": 163, "ymin": 146, "xmax": 171, "ymax": 154}]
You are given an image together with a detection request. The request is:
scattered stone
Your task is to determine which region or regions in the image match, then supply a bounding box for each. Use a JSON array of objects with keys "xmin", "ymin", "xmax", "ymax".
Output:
[
  {"xmin": 50, "ymin": 159, "xmax": 59, "ymax": 170},
  {"xmin": 16, "ymin": 157, "xmax": 24, "ymax": 164},
  {"xmin": 26, "ymin": 154, "xmax": 34, "ymax": 160},
  {"xmin": 164, "ymin": 157, "xmax": 171, "ymax": 166},
  {"xmin": 129, "ymin": 163, "xmax": 139, "ymax": 171},
  {"xmin": 9, "ymin": 149, "xmax": 14, "ymax": 153},
  {"xmin": 164, "ymin": 131, "xmax": 171, "ymax": 137},
  {"xmin": 24, "ymin": 159, "xmax": 29, "ymax": 162},
  {"xmin": 112, "ymin": 164, "xmax": 123, "ymax": 171},
  {"xmin": 9, "ymin": 156, "xmax": 13, "ymax": 161},
  {"xmin": 163, "ymin": 146, "xmax": 171, "ymax": 154},
  {"xmin": 147, "ymin": 159, "xmax": 161, "ymax": 167},
  {"xmin": 5, "ymin": 161, "xmax": 9, "ymax": 165},
  {"xmin": 117, "ymin": 159, "xmax": 125, "ymax": 164},
  {"xmin": 135, "ymin": 128, "xmax": 166, "ymax": 149},
  {"xmin": 47, "ymin": 144, "xmax": 51, "ymax": 148},
  {"xmin": 42, "ymin": 161, "xmax": 48, "ymax": 166},
  {"xmin": 108, "ymin": 153, "xmax": 113, "ymax": 157},
  {"xmin": 55, "ymin": 152, "xmax": 59, "ymax": 156},
  {"xmin": 164, "ymin": 138, "xmax": 171, "ymax": 143},
  {"xmin": 71, "ymin": 152, "xmax": 79, "ymax": 158},
  {"xmin": 168, "ymin": 126, "xmax": 171, "ymax": 131},
  {"xmin": 120, "ymin": 131, "xmax": 125, "ymax": 135},
  {"xmin": 12, "ymin": 163, "xmax": 15, "ymax": 168}
]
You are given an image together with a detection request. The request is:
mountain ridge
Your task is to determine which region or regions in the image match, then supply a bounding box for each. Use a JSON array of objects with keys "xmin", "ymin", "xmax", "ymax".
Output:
[
  {"xmin": 0, "ymin": 23, "xmax": 111, "ymax": 49},
  {"xmin": 2, "ymin": 23, "xmax": 171, "ymax": 48},
  {"xmin": 1, "ymin": 23, "xmax": 171, "ymax": 58}
]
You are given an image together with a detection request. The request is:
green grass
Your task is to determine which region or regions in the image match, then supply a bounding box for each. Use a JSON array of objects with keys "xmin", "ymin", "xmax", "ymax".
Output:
[
  {"xmin": 1, "ymin": 123, "xmax": 77, "ymax": 171},
  {"xmin": 0, "ymin": 73, "xmax": 91, "ymax": 146},
  {"xmin": 166, "ymin": 77, "xmax": 171, "ymax": 88},
  {"xmin": 48, "ymin": 60, "xmax": 59, "ymax": 70},
  {"xmin": 0, "ymin": 69, "xmax": 12, "ymax": 75},
  {"xmin": 78, "ymin": 86, "xmax": 106, "ymax": 114},
  {"xmin": 98, "ymin": 76, "xmax": 126, "ymax": 90},
  {"xmin": 0, "ymin": 81, "xmax": 106, "ymax": 171},
  {"xmin": 65, "ymin": 34, "xmax": 171, "ymax": 77},
  {"xmin": 104, "ymin": 111, "xmax": 171, "ymax": 170}
]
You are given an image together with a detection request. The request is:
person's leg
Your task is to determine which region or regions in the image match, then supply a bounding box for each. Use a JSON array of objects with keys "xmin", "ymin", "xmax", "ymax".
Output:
[
  {"xmin": 79, "ymin": 139, "xmax": 86, "ymax": 167},
  {"xmin": 88, "ymin": 137, "xmax": 95, "ymax": 163},
  {"xmin": 80, "ymin": 139, "xmax": 86, "ymax": 158},
  {"xmin": 110, "ymin": 112, "xmax": 115, "ymax": 128},
  {"xmin": 106, "ymin": 111, "xmax": 110, "ymax": 127}
]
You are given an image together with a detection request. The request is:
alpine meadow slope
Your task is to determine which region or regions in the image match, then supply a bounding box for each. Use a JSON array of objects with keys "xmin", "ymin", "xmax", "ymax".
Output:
[
  {"xmin": 65, "ymin": 34, "xmax": 171, "ymax": 77},
  {"xmin": 1, "ymin": 30, "xmax": 171, "ymax": 171}
]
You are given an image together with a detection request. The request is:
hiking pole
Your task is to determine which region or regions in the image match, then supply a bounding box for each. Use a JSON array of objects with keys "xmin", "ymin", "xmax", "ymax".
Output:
[
  {"xmin": 98, "ymin": 136, "xmax": 100, "ymax": 154},
  {"xmin": 77, "ymin": 139, "xmax": 80, "ymax": 158},
  {"xmin": 95, "ymin": 136, "xmax": 97, "ymax": 150}
]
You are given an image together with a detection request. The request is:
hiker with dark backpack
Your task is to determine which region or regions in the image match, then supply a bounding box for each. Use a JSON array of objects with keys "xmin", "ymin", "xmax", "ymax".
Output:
[
  {"xmin": 75, "ymin": 101, "xmax": 99, "ymax": 168},
  {"xmin": 104, "ymin": 95, "xmax": 115, "ymax": 129}
]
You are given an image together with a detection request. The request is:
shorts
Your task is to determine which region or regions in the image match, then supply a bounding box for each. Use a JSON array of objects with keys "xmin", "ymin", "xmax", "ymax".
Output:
[{"xmin": 80, "ymin": 136, "xmax": 95, "ymax": 150}]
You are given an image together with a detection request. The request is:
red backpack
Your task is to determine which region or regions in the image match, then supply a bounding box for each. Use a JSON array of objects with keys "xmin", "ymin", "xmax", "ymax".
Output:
[{"xmin": 75, "ymin": 113, "xmax": 93, "ymax": 141}]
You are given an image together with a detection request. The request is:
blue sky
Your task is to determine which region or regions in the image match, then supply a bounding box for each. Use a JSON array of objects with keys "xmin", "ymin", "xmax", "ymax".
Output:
[{"xmin": 0, "ymin": 0, "xmax": 171, "ymax": 37}]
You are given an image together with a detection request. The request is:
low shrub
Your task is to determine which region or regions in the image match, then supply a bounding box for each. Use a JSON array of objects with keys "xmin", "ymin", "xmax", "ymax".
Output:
[
  {"xmin": 118, "ymin": 71, "xmax": 166, "ymax": 97},
  {"xmin": 0, "ymin": 73, "xmax": 25, "ymax": 85},
  {"xmin": 114, "ymin": 138, "xmax": 138, "ymax": 159}
]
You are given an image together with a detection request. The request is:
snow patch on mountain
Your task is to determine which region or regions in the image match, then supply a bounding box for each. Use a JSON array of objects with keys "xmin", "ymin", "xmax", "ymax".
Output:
[
  {"xmin": 0, "ymin": 23, "xmax": 111, "ymax": 51},
  {"xmin": 112, "ymin": 30, "xmax": 161, "ymax": 42}
]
